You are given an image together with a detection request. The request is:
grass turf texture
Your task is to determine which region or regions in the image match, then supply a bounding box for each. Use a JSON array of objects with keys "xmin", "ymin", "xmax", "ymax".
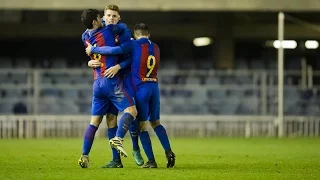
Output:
[{"xmin": 1, "ymin": 138, "xmax": 319, "ymax": 180}]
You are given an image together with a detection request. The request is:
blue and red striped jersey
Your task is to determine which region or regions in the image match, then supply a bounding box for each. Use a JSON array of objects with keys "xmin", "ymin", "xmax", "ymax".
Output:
[
  {"xmin": 88, "ymin": 37, "xmax": 160, "ymax": 87},
  {"xmin": 131, "ymin": 38, "xmax": 160, "ymax": 87},
  {"xmin": 81, "ymin": 23, "xmax": 126, "ymax": 80}
]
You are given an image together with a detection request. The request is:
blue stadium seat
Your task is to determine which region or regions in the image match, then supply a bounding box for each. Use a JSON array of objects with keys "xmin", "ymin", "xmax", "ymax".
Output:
[
  {"xmin": 205, "ymin": 76, "xmax": 220, "ymax": 85},
  {"xmin": 0, "ymin": 103, "xmax": 13, "ymax": 114}
]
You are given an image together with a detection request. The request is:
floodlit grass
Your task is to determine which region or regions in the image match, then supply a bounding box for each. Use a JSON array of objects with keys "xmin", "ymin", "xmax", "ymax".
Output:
[{"xmin": 1, "ymin": 137, "xmax": 320, "ymax": 179}]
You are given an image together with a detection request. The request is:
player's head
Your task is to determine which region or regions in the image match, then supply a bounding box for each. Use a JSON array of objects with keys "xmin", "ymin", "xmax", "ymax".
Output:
[
  {"xmin": 104, "ymin": 4, "xmax": 121, "ymax": 25},
  {"xmin": 134, "ymin": 23, "xmax": 150, "ymax": 39},
  {"xmin": 81, "ymin": 9, "xmax": 103, "ymax": 29}
]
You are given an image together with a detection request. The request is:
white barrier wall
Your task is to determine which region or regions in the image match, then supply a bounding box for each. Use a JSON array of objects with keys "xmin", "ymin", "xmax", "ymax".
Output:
[{"xmin": 0, "ymin": 115, "xmax": 319, "ymax": 138}]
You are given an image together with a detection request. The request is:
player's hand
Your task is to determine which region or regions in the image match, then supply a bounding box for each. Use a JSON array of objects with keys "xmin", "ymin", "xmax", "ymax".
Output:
[
  {"xmin": 88, "ymin": 60, "xmax": 101, "ymax": 68},
  {"xmin": 104, "ymin": 64, "xmax": 121, "ymax": 78},
  {"xmin": 85, "ymin": 41, "xmax": 93, "ymax": 56}
]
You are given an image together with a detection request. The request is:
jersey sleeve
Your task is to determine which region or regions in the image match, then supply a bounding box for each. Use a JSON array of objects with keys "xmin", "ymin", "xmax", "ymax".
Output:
[
  {"xmin": 122, "ymin": 29, "xmax": 133, "ymax": 41},
  {"xmin": 91, "ymin": 40, "xmax": 134, "ymax": 55},
  {"xmin": 91, "ymin": 46, "xmax": 123, "ymax": 55},
  {"xmin": 119, "ymin": 40, "xmax": 134, "ymax": 54},
  {"xmin": 107, "ymin": 22, "xmax": 127, "ymax": 35}
]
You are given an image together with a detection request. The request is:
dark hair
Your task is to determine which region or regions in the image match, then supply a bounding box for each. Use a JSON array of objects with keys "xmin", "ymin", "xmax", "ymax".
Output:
[
  {"xmin": 134, "ymin": 23, "xmax": 149, "ymax": 36},
  {"xmin": 81, "ymin": 9, "xmax": 100, "ymax": 29}
]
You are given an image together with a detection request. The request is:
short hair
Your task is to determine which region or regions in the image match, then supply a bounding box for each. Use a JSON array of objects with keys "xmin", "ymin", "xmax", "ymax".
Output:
[
  {"xmin": 134, "ymin": 23, "xmax": 149, "ymax": 36},
  {"xmin": 81, "ymin": 9, "xmax": 100, "ymax": 29},
  {"xmin": 105, "ymin": 4, "xmax": 120, "ymax": 13}
]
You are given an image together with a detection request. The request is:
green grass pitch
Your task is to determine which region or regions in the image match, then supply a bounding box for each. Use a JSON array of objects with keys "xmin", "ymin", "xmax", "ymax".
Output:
[{"xmin": 1, "ymin": 137, "xmax": 320, "ymax": 179}]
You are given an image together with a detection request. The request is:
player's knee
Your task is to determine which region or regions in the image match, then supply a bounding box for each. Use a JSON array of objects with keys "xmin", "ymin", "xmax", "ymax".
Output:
[
  {"xmin": 150, "ymin": 120, "xmax": 160, "ymax": 129},
  {"xmin": 90, "ymin": 116, "xmax": 103, "ymax": 126},
  {"xmin": 124, "ymin": 106, "xmax": 138, "ymax": 118},
  {"xmin": 139, "ymin": 121, "xmax": 148, "ymax": 131},
  {"xmin": 106, "ymin": 114, "xmax": 117, "ymax": 128}
]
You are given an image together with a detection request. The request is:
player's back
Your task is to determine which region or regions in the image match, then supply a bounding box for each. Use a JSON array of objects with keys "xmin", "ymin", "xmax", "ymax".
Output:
[
  {"xmin": 133, "ymin": 37, "xmax": 160, "ymax": 122},
  {"xmin": 131, "ymin": 38, "xmax": 160, "ymax": 88},
  {"xmin": 82, "ymin": 26, "xmax": 118, "ymax": 80}
]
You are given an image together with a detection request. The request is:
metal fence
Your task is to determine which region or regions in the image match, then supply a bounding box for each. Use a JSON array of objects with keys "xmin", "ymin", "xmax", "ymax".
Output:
[{"xmin": 0, "ymin": 115, "xmax": 319, "ymax": 138}]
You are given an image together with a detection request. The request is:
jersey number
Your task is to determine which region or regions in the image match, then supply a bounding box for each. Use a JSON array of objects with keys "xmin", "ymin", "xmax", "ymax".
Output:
[
  {"xmin": 146, "ymin": 55, "xmax": 156, "ymax": 77},
  {"xmin": 93, "ymin": 44, "xmax": 101, "ymax": 61}
]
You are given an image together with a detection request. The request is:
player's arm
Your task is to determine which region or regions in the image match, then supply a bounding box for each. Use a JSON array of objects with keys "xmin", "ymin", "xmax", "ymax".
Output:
[
  {"xmin": 90, "ymin": 40, "xmax": 133, "ymax": 55},
  {"xmin": 86, "ymin": 42, "xmax": 133, "ymax": 70},
  {"xmin": 82, "ymin": 32, "xmax": 101, "ymax": 68},
  {"xmin": 109, "ymin": 29, "xmax": 133, "ymax": 70},
  {"xmin": 101, "ymin": 41, "xmax": 133, "ymax": 77},
  {"xmin": 122, "ymin": 28, "xmax": 133, "ymax": 41},
  {"xmin": 103, "ymin": 56, "xmax": 132, "ymax": 78},
  {"xmin": 101, "ymin": 39, "xmax": 134, "ymax": 78},
  {"xmin": 90, "ymin": 45, "xmax": 123, "ymax": 55},
  {"xmin": 88, "ymin": 60, "xmax": 101, "ymax": 68},
  {"xmin": 106, "ymin": 22, "xmax": 127, "ymax": 35},
  {"xmin": 87, "ymin": 46, "xmax": 131, "ymax": 69}
]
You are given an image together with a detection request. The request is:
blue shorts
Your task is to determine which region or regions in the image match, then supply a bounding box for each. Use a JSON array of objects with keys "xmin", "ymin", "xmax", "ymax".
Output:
[
  {"xmin": 91, "ymin": 78, "xmax": 135, "ymax": 116},
  {"xmin": 106, "ymin": 102, "xmax": 118, "ymax": 116},
  {"xmin": 135, "ymin": 83, "xmax": 160, "ymax": 121},
  {"xmin": 106, "ymin": 72, "xmax": 134, "ymax": 116}
]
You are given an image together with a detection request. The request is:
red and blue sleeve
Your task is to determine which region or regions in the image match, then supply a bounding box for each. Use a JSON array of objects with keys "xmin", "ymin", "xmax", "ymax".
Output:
[{"xmin": 91, "ymin": 40, "xmax": 133, "ymax": 55}]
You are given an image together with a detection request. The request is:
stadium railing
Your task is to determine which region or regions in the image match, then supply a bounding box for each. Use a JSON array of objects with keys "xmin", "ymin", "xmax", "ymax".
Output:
[{"xmin": 0, "ymin": 115, "xmax": 319, "ymax": 138}]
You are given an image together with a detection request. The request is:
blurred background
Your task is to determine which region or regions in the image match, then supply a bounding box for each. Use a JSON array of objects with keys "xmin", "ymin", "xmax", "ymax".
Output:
[{"xmin": 1, "ymin": 0, "xmax": 320, "ymax": 138}]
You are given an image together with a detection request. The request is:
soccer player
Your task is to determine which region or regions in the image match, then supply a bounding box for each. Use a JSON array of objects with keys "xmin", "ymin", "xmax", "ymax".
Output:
[
  {"xmin": 78, "ymin": 9, "xmax": 138, "ymax": 168},
  {"xmin": 86, "ymin": 23, "xmax": 176, "ymax": 168},
  {"xmin": 87, "ymin": 4, "xmax": 144, "ymax": 168}
]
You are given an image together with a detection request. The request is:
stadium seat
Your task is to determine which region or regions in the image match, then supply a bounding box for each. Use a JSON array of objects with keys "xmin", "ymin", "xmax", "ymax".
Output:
[{"xmin": 0, "ymin": 57, "xmax": 13, "ymax": 68}]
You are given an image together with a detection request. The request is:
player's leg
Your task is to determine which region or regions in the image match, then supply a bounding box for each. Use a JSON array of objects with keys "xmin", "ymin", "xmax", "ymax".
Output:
[
  {"xmin": 108, "ymin": 79, "xmax": 137, "ymax": 157},
  {"xmin": 79, "ymin": 82, "xmax": 109, "ymax": 168},
  {"xmin": 149, "ymin": 119, "xmax": 175, "ymax": 168},
  {"xmin": 102, "ymin": 104, "xmax": 123, "ymax": 168},
  {"xmin": 149, "ymin": 83, "xmax": 175, "ymax": 168},
  {"xmin": 79, "ymin": 115, "xmax": 104, "ymax": 168},
  {"xmin": 136, "ymin": 84, "xmax": 157, "ymax": 168},
  {"xmin": 139, "ymin": 120, "xmax": 157, "ymax": 168},
  {"xmin": 110, "ymin": 105, "xmax": 137, "ymax": 157},
  {"xmin": 130, "ymin": 119, "xmax": 144, "ymax": 166},
  {"xmin": 123, "ymin": 75, "xmax": 144, "ymax": 165}
]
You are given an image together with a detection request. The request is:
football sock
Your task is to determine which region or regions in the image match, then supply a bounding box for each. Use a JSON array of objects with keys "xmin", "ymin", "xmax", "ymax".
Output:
[
  {"xmin": 154, "ymin": 125, "xmax": 171, "ymax": 151},
  {"xmin": 82, "ymin": 124, "xmax": 98, "ymax": 155},
  {"xmin": 129, "ymin": 120, "xmax": 140, "ymax": 150},
  {"xmin": 139, "ymin": 131, "xmax": 155, "ymax": 161},
  {"xmin": 108, "ymin": 126, "xmax": 120, "ymax": 161},
  {"xmin": 116, "ymin": 113, "xmax": 134, "ymax": 138}
]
